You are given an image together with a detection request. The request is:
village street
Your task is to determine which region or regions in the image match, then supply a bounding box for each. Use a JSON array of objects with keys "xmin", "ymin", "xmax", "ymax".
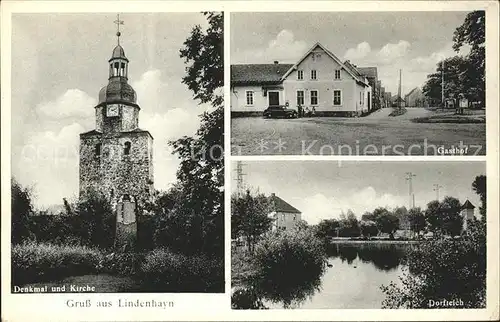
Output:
[{"xmin": 230, "ymin": 108, "xmax": 486, "ymax": 156}]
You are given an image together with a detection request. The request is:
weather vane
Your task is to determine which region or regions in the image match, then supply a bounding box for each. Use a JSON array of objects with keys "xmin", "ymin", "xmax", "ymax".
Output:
[{"xmin": 114, "ymin": 14, "xmax": 124, "ymax": 45}]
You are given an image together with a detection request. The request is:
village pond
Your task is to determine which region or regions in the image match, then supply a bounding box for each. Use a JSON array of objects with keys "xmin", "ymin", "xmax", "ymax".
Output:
[{"xmin": 239, "ymin": 242, "xmax": 413, "ymax": 309}]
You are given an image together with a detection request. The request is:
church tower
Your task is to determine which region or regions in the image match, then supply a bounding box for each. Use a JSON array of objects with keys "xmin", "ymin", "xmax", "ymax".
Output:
[{"xmin": 79, "ymin": 15, "xmax": 154, "ymax": 249}]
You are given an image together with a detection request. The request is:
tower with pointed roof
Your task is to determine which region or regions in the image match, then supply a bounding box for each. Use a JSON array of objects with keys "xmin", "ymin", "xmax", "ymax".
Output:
[
  {"xmin": 461, "ymin": 199, "xmax": 476, "ymax": 231},
  {"xmin": 79, "ymin": 15, "xmax": 154, "ymax": 249}
]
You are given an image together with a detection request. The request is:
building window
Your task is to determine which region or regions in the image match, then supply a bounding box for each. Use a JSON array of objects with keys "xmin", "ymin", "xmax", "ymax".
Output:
[
  {"xmin": 335, "ymin": 70, "xmax": 341, "ymax": 80},
  {"xmin": 246, "ymin": 91, "xmax": 254, "ymax": 105},
  {"xmin": 120, "ymin": 62, "xmax": 126, "ymax": 76},
  {"xmin": 296, "ymin": 90, "xmax": 304, "ymax": 106},
  {"xmin": 297, "ymin": 70, "xmax": 304, "ymax": 80},
  {"xmin": 311, "ymin": 70, "xmax": 317, "ymax": 80},
  {"xmin": 114, "ymin": 62, "xmax": 119, "ymax": 76},
  {"xmin": 333, "ymin": 90, "xmax": 342, "ymax": 106},
  {"xmin": 95, "ymin": 143, "xmax": 101, "ymax": 156},
  {"xmin": 124, "ymin": 142, "xmax": 131, "ymax": 155},
  {"xmin": 360, "ymin": 92, "xmax": 363, "ymax": 105},
  {"xmin": 310, "ymin": 90, "xmax": 318, "ymax": 105}
]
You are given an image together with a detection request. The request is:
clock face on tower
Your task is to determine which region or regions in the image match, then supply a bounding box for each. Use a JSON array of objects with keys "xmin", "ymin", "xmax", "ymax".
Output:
[{"xmin": 106, "ymin": 104, "xmax": 120, "ymax": 117}]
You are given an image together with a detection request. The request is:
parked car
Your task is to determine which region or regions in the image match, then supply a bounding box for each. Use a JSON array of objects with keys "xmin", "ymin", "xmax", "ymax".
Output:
[{"xmin": 263, "ymin": 105, "xmax": 298, "ymax": 119}]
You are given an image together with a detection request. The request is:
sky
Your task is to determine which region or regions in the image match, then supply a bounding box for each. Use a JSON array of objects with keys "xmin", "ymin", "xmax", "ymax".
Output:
[
  {"xmin": 232, "ymin": 161, "xmax": 485, "ymax": 225},
  {"xmin": 230, "ymin": 11, "xmax": 472, "ymax": 96},
  {"xmin": 11, "ymin": 13, "xmax": 213, "ymax": 208}
]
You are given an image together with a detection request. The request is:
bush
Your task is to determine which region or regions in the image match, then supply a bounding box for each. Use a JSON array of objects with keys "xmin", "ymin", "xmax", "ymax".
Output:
[
  {"xmin": 389, "ymin": 107, "xmax": 407, "ymax": 116},
  {"xmin": 100, "ymin": 252, "xmax": 144, "ymax": 276},
  {"xmin": 11, "ymin": 178, "xmax": 34, "ymax": 244},
  {"xmin": 232, "ymin": 287, "xmax": 268, "ymax": 309},
  {"xmin": 28, "ymin": 215, "xmax": 82, "ymax": 246},
  {"xmin": 139, "ymin": 248, "xmax": 223, "ymax": 292},
  {"xmin": 12, "ymin": 242, "xmax": 104, "ymax": 286},
  {"xmin": 381, "ymin": 221, "xmax": 486, "ymax": 308},
  {"xmin": 248, "ymin": 229, "xmax": 328, "ymax": 308}
]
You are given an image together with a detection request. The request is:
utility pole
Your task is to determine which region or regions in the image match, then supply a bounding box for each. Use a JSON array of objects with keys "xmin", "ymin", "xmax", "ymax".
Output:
[
  {"xmin": 405, "ymin": 172, "xmax": 416, "ymax": 209},
  {"xmin": 398, "ymin": 69, "xmax": 402, "ymax": 110},
  {"xmin": 441, "ymin": 59, "xmax": 445, "ymax": 109},
  {"xmin": 235, "ymin": 161, "xmax": 246, "ymax": 198},
  {"xmin": 433, "ymin": 184, "xmax": 443, "ymax": 201}
]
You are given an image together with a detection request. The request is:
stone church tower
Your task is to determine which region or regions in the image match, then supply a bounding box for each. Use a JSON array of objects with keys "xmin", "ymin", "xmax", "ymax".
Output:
[{"xmin": 79, "ymin": 17, "xmax": 154, "ymax": 249}]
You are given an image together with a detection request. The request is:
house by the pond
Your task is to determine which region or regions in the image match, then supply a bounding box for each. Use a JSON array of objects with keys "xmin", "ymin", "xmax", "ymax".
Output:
[
  {"xmin": 231, "ymin": 42, "xmax": 372, "ymax": 117},
  {"xmin": 268, "ymin": 193, "xmax": 302, "ymax": 232}
]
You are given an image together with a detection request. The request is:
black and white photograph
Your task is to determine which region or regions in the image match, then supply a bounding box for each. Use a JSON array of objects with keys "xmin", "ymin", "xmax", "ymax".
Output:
[
  {"xmin": 10, "ymin": 12, "xmax": 224, "ymax": 293},
  {"xmin": 230, "ymin": 12, "xmax": 486, "ymax": 156},
  {"xmin": 231, "ymin": 161, "xmax": 487, "ymax": 309},
  {"xmin": 1, "ymin": 1, "xmax": 499, "ymax": 322}
]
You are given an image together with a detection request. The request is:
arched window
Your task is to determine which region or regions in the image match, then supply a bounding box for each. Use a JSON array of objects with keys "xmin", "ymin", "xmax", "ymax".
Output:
[
  {"xmin": 120, "ymin": 62, "xmax": 126, "ymax": 77},
  {"xmin": 114, "ymin": 62, "xmax": 119, "ymax": 76},
  {"xmin": 95, "ymin": 143, "xmax": 101, "ymax": 156},
  {"xmin": 124, "ymin": 141, "xmax": 131, "ymax": 155}
]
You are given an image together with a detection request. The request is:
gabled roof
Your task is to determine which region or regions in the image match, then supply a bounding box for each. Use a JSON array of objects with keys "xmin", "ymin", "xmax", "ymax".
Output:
[
  {"xmin": 357, "ymin": 67, "xmax": 378, "ymax": 79},
  {"xmin": 343, "ymin": 60, "xmax": 363, "ymax": 77},
  {"xmin": 270, "ymin": 193, "xmax": 301, "ymax": 214},
  {"xmin": 280, "ymin": 42, "xmax": 369, "ymax": 87},
  {"xmin": 461, "ymin": 200, "xmax": 475, "ymax": 210},
  {"xmin": 231, "ymin": 64, "xmax": 293, "ymax": 86},
  {"xmin": 405, "ymin": 87, "xmax": 422, "ymax": 98}
]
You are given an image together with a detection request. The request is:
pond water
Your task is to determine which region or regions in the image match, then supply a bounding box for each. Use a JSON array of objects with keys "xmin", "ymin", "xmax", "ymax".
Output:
[{"xmin": 267, "ymin": 243, "xmax": 412, "ymax": 309}]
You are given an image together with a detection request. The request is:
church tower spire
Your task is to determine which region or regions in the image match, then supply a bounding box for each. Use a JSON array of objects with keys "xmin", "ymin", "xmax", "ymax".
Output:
[
  {"xmin": 109, "ymin": 14, "xmax": 128, "ymax": 80},
  {"xmin": 79, "ymin": 14, "xmax": 154, "ymax": 251}
]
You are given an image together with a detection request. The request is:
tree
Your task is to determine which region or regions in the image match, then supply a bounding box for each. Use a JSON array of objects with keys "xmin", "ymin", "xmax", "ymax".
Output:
[
  {"xmin": 375, "ymin": 210, "xmax": 400, "ymax": 240},
  {"xmin": 231, "ymin": 191, "xmax": 273, "ymax": 253},
  {"xmin": 11, "ymin": 178, "xmax": 34, "ymax": 244},
  {"xmin": 425, "ymin": 200, "xmax": 442, "ymax": 234},
  {"xmin": 393, "ymin": 206, "xmax": 409, "ymax": 230},
  {"xmin": 408, "ymin": 207, "xmax": 426, "ymax": 236},
  {"xmin": 472, "ymin": 175, "xmax": 486, "ymax": 222},
  {"xmin": 315, "ymin": 219, "xmax": 340, "ymax": 241},
  {"xmin": 77, "ymin": 189, "xmax": 115, "ymax": 249},
  {"xmin": 293, "ymin": 219, "xmax": 309, "ymax": 232},
  {"xmin": 439, "ymin": 196, "xmax": 463, "ymax": 236},
  {"xmin": 422, "ymin": 56, "xmax": 468, "ymax": 106},
  {"xmin": 359, "ymin": 220, "xmax": 378, "ymax": 239},
  {"xmin": 382, "ymin": 219, "xmax": 486, "ymax": 308},
  {"xmin": 250, "ymin": 228, "xmax": 328, "ymax": 308},
  {"xmin": 361, "ymin": 211, "xmax": 376, "ymax": 222},
  {"xmin": 338, "ymin": 210, "xmax": 360, "ymax": 237},
  {"xmin": 179, "ymin": 12, "xmax": 223, "ymax": 108},
  {"xmin": 453, "ymin": 10, "xmax": 485, "ymax": 105},
  {"xmin": 169, "ymin": 12, "xmax": 224, "ymax": 256},
  {"xmin": 424, "ymin": 197, "xmax": 463, "ymax": 237}
]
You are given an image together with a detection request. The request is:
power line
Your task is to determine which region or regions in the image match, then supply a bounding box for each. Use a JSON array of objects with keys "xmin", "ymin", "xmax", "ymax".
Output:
[
  {"xmin": 433, "ymin": 184, "xmax": 443, "ymax": 201},
  {"xmin": 235, "ymin": 161, "xmax": 246, "ymax": 197},
  {"xmin": 405, "ymin": 172, "xmax": 416, "ymax": 209}
]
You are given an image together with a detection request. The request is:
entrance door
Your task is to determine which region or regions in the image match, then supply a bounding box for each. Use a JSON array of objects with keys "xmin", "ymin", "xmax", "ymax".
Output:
[{"xmin": 268, "ymin": 91, "xmax": 280, "ymax": 106}]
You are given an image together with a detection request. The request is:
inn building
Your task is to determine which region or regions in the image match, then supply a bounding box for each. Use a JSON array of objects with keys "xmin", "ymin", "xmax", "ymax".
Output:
[{"xmin": 231, "ymin": 43, "xmax": 373, "ymax": 117}]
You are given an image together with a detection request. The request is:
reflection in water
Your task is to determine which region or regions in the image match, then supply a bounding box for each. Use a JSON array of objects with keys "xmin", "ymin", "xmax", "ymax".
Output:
[
  {"xmin": 264, "ymin": 243, "xmax": 412, "ymax": 309},
  {"xmin": 327, "ymin": 243, "xmax": 408, "ymax": 272}
]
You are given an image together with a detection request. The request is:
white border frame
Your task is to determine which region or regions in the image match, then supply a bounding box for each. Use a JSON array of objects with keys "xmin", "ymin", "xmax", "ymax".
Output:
[{"xmin": 1, "ymin": 1, "xmax": 499, "ymax": 321}]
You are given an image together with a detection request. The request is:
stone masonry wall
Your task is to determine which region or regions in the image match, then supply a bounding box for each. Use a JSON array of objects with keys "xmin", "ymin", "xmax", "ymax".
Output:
[{"xmin": 79, "ymin": 131, "xmax": 153, "ymax": 207}]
